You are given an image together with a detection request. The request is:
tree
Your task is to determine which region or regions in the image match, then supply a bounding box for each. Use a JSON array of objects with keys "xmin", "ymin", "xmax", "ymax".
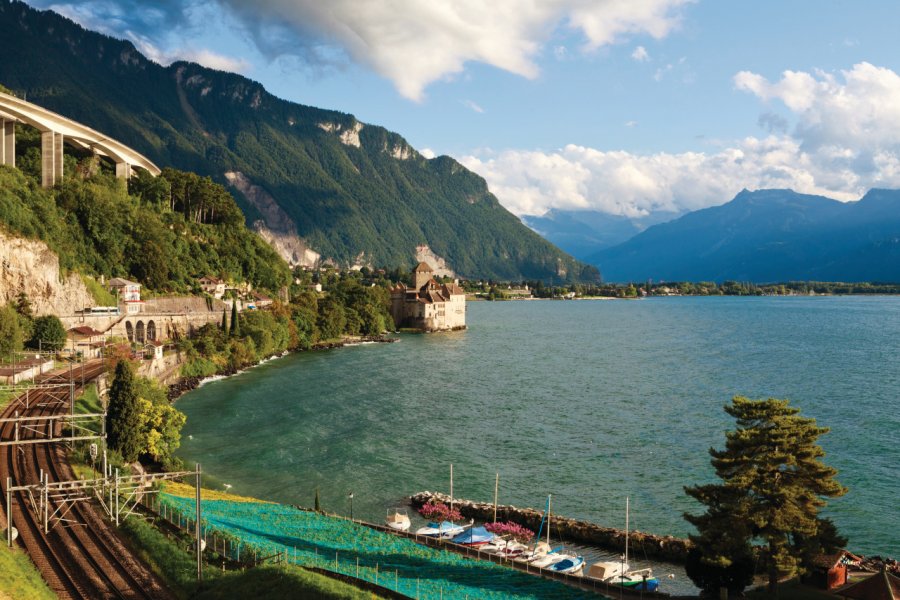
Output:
[
  {"xmin": 229, "ymin": 301, "xmax": 240, "ymax": 337},
  {"xmin": 0, "ymin": 305, "xmax": 24, "ymax": 359},
  {"xmin": 106, "ymin": 360, "xmax": 144, "ymax": 462},
  {"xmin": 684, "ymin": 397, "xmax": 847, "ymax": 596},
  {"xmin": 221, "ymin": 305, "xmax": 228, "ymax": 332},
  {"xmin": 28, "ymin": 315, "xmax": 67, "ymax": 351}
]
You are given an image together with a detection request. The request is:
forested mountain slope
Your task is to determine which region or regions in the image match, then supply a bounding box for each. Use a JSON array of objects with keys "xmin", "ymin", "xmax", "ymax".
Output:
[{"xmin": 0, "ymin": 0, "xmax": 598, "ymax": 282}]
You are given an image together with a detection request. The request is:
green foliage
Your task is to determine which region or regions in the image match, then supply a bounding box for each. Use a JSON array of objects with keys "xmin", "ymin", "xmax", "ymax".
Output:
[
  {"xmin": 684, "ymin": 397, "xmax": 847, "ymax": 596},
  {"xmin": 316, "ymin": 297, "xmax": 347, "ymax": 341},
  {"xmin": 0, "ymin": 162, "xmax": 290, "ymax": 294},
  {"xmin": 0, "ymin": 545, "xmax": 57, "ymax": 600},
  {"xmin": 181, "ymin": 357, "xmax": 218, "ymax": 378},
  {"xmin": 229, "ymin": 301, "xmax": 240, "ymax": 337},
  {"xmin": 0, "ymin": 5, "xmax": 597, "ymax": 282},
  {"xmin": 27, "ymin": 315, "xmax": 66, "ymax": 350},
  {"xmin": 134, "ymin": 377, "xmax": 186, "ymax": 470},
  {"xmin": 106, "ymin": 360, "xmax": 143, "ymax": 462},
  {"xmin": 81, "ymin": 275, "xmax": 117, "ymax": 305},
  {"xmin": 0, "ymin": 304, "xmax": 24, "ymax": 358}
]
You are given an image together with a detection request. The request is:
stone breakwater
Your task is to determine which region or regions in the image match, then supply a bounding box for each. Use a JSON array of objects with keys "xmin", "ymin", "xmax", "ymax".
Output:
[{"xmin": 411, "ymin": 492, "xmax": 693, "ymax": 564}]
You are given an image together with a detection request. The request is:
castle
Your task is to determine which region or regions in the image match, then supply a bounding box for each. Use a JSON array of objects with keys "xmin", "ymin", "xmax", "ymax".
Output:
[{"xmin": 390, "ymin": 262, "xmax": 466, "ymax": 332}]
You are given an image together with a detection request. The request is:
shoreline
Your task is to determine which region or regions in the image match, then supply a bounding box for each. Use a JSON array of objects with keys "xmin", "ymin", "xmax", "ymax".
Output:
[{"xmin": 166, "ymin": 334, "xmax": 397, "ymax": 402}]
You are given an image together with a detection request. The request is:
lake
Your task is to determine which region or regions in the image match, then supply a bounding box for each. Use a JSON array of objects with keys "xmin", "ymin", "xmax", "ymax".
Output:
[{"xmin": 177, "ymin": 296, "xmax": 899, "ymax": 565}]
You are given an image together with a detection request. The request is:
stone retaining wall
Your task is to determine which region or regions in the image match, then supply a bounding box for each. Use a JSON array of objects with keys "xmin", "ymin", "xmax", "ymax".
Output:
[{"xmin": 411, "ymin": 491, "xmax": 693, "ymax": 564}]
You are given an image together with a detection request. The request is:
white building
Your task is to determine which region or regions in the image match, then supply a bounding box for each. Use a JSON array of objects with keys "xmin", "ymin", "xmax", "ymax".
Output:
[{"xmin": 390, "ymin": 262, "xmax": 466, "ymax": 332}]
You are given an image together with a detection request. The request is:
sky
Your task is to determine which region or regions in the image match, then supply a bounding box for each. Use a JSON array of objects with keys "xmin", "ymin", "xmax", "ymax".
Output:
[{"xmin": 27, "ymin": 0, "xmax": 900, "ymax": 219}]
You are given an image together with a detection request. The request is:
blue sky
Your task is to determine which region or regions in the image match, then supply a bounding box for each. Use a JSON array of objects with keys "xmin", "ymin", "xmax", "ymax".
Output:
[{"xmin": 30, "ymin": 0, "xmax": 900, "ymax": 218}]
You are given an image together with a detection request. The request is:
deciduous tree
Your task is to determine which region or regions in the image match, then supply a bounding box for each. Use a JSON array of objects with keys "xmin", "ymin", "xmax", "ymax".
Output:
[{"xmin": 28, "ymin": 315, "xmax": 67, "ymax": 351}]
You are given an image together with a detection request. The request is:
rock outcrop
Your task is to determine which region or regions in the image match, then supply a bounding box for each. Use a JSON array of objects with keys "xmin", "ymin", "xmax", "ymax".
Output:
[
  {"xmin": 0, "ymin": 230, "xmax": 94, "ymax": 316},
  {"xmin": 224, "ymin": 171, "xmax": 321, "ymax": 267}
]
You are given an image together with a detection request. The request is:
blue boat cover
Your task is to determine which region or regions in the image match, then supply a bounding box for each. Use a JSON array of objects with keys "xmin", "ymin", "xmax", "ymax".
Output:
[{"xmin": 451, "ymin": 526, "xmax": 494, "ymax": 544}]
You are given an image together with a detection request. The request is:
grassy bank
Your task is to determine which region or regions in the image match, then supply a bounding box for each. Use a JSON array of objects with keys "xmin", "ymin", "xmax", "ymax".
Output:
[{"xmin": 0, "ymin": 546, "xmax": 56, "ymax": 600}]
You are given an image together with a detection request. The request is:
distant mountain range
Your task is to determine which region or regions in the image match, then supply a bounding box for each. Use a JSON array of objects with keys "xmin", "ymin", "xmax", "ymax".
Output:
[
  {"xmin": 589, "ymin": 188, "xmax": 900, "ymax": 283},
  {"xmin": 0, "ymin": 0, "xmax": 598, "ymax": 282},
  {"xmin": 521, "ymin": 208, "xmax": 679, "ymax": 260}
]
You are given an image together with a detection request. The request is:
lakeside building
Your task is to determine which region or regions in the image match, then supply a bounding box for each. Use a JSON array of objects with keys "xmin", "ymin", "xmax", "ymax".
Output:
[
  {"xmin": 390, "ymin": 262, "xmax": 466, "ymax": 332},
  {"xmin": 108, "ymin": 277, "xmax": 143, "ymax": 314}
]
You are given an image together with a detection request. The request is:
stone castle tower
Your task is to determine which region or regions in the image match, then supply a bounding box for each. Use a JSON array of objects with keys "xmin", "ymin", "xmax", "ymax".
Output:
[{"xmin": 413, "ymin": 261, "xmax": 433, "ymax": 290}]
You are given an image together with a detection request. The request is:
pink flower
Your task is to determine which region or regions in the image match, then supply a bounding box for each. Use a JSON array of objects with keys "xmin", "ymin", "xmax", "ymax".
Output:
[
  {"xmin": 418, "ymin": 501, "xmax": 462, "ymax": 522},
  {"xmin": 484, "ymin": 521, "xmax": 535, "ymax": 542}
]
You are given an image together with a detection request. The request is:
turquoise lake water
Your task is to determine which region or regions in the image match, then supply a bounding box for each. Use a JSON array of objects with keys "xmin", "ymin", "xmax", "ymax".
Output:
[{"xmin": 177, "ymin": 297, "xmax": 899, "ymax": 562}]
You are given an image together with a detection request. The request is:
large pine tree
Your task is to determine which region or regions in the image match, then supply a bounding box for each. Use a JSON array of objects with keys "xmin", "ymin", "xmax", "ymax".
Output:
[
  {"xmin": 685, "ymin": 396, "xmax": 847, "ymax": 597},
  {"xmin": 106, "ymin": 360, "xmax": 143, "ymax": 462}
]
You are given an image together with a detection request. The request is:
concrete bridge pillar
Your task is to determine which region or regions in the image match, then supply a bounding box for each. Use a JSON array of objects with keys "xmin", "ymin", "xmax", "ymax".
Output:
[
  {"xmin": 40, "ymin": 130, "xmax": 64, "ymax": 188},
  {"xmin": 115, "ymin": 161, "xmax": 132, "ymax": 180},
  {"xmin": 0, "ymin": 118, "xmax": 14, "ymax": 167}
]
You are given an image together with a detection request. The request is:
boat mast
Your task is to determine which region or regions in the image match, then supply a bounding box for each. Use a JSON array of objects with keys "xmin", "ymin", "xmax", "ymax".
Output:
[
  {"xmin": 547, "ymin": 494, "xmax": 552, "ymax": 545},
  {"xmin": 493, "ymin": 473, "xmax": 499, "ymax": 523},
  {"xmin": 625, "ymin": 496, "xmax": 630, "ymax": 566},
  {"xmin": 450, "ymin": 463, "xmax": 454, "ymax": 513}
]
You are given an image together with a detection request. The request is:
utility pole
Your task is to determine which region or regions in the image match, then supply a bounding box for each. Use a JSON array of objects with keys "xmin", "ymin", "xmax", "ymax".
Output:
[{"xmin": 196, "ymin": 464, "xmax": 202, "ymax": 582}]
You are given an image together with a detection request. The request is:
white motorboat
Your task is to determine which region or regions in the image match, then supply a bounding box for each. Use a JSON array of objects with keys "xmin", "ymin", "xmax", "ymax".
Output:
[
  {"xmin": 514, "ymin": 540, "xmax": 552, "ymax": 563},
  {"xmin": 385, "ymin": 508, "xmax": 411, "ymax": 532},
  {"xmin": 414, "ymin": 520, "xmax": 469, "ymax": 539}
]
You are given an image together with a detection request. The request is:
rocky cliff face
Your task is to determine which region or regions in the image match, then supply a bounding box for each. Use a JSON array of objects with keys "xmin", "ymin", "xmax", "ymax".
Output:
[
  {"xmin": 224, "ymin": 171, "xmax": 321, "ymax": 268},
  {"xmin": 0, "ymin": 230, "xmax": 94, "ymax": 315}
]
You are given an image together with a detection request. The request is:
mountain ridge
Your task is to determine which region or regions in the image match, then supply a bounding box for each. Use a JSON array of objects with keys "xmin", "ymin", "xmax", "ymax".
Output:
[
  {"xmin": 0, "ymin": 0, "xmax": 598, "ymax": 282},
  {"xmin": 589, "ymin": 188, "xmax": 900, "ymax": 283}
]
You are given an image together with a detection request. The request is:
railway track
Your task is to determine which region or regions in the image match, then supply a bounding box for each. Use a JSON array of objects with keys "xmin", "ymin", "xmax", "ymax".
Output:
[{"xmin": 1, "ymin": 360, "xmax": 174, "ymax": 600}]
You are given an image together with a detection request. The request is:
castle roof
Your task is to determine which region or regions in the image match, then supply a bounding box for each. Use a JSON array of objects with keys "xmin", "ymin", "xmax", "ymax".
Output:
[
  {"xmin": 442, "ymin": 283, "xmax": 464, "ymax": 296},
  {"xmin": 413, "ymin": 261, "xmax": 433, "ymax": 273}
]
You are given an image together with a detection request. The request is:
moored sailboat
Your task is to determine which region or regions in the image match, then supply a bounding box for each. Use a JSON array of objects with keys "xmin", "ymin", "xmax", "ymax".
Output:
[{"xmin": 585, "ymin": 497, "xmax": 660, "ymax": 591}]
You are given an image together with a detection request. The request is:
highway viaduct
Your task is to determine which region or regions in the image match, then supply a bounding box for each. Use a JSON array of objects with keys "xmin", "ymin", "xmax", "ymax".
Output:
[{"xmin": 0, "ymin": 90, "xmax": 160, "ymax": 187}]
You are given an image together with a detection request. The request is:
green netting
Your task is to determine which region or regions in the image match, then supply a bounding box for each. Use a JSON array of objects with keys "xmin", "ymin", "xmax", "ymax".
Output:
[{"xmin": 159, "ymin": 494, "xmax": 600, "ymax": 600}]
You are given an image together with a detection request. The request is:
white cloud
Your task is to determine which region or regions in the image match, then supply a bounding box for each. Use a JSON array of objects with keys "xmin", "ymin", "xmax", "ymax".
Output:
[
  {"xmin": 131, "ymin": 35, "xmax": 251, "ymax": 72},
  {"xmin": 42, "ymin": 0, "xmax": 692, "ymax": 101},
  {"xmin": 420, "ymin": 148, "xmax": 437, "ymax": 159},
  {"xmin": 457, "ymin": 62, "xmax": 900, "ymax": 219},
  {"xmin": 653, "ymin": 63, "xmax": 673, "ymax": 82},
  {"xmin": 735, "ymin": 62, "xmax": 900, "ymax": 156},
  {"xmin": 631, "ymin": 46, "xmax": 650, "ymax": 62},
  {"xmin": 222, "ymin": 0, "xmax": 694, "ymax": 100},
  {"xmin": 462, "ymin": 99, "xmax": 485, "ymax": 114},
  {"xmin": 459, "ymin": 136, "xmax": 882, "ymax": 218},
  {"xmin": 624, "ymin": 120, "xmax": 639, "ymax": 128}
]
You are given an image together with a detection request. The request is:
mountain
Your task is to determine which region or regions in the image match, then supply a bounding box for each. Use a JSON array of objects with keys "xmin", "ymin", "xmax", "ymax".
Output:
[
  {"xmin": 0, "ymin": 0, "xmax": 598, "ymax": 283},
  {"xmin": 589, "ymin": 188, "xmax": 900, "ymax": 283},
  {"xmin": 521, "ymin": 208, "xmax": 679, "ymax": 260}
]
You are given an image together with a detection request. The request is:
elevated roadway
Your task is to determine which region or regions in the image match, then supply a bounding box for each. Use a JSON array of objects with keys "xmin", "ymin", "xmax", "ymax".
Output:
[{"xmin": 0, "ymin": 91, "xmax": 160, "ymax": 187}]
